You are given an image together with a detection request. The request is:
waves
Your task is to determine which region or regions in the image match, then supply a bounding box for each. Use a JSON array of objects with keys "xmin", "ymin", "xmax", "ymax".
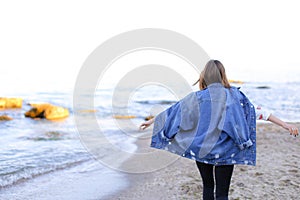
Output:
[
  {"xmin": 134, "ymin": 100, "xmax": 177, "ymax": 105},
  {"xmin": 0, "ymin": 155, "xmax": 90, "ymax": 188}
]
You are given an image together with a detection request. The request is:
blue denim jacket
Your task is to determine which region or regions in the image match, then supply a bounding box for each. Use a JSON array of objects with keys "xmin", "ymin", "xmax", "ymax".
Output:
[{"xmin": 151, "ymin": 83, "xmax": 256, "ymax": 166}]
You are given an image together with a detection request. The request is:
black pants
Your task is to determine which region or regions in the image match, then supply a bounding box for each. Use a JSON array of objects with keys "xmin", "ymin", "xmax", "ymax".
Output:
[{"xmin": 196, "ymin": 162, "xmax": 234, "ymax": 200}]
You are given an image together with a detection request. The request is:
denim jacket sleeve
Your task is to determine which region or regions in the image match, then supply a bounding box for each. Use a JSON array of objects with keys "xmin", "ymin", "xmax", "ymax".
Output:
[
  {"xmin": 160, "ymin": 101, "xmax": 181, "ymax": 139},
  {"xmin": 151, "ymin": 92, "xmax": 199, "ymax": 148},
  {"xmin": 223, "ymin": 88, "xmax": 255, "ymax": 150},
  {"xmin": 151, "ymin": 101, "xmax": 181, "ymax": 149}
]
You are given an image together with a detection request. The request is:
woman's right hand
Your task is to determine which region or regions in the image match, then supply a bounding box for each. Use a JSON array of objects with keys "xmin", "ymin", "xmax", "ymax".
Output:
[{"xmin": 139, "ymin": 118, "xmax": 154, "ymax": 130}]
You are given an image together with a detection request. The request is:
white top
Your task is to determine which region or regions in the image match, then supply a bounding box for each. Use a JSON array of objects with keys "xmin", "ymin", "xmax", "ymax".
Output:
[{"xmin": 255, "ymin": 105, "xmax": 271, "ymax": 120}]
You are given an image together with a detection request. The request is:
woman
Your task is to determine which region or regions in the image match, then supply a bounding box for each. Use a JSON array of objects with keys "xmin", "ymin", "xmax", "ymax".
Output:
[{"xmin": 140, "ymin": 60, "xmax": 298, "ymax": 200}]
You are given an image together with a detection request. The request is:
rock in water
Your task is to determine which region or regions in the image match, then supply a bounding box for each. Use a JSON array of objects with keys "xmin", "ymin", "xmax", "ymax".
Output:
[
  {"xmin": 0, "ymin": 115, "xmax": 13, "ymax": 121},
  {"xmin": 24, "ymin": 104, "xmax": 47, "ymax": 118},
  {"xmin": 44, "ymin": 105, "xmax": 69, "ymax": 120},
  {"xmin": 0, "ymin": 98, "xmax": 23, "ymax": 109},
  {"xmin": 113, "ymin": 115, "xmax": 136, "ymax": 119},
  {"xmin": 25, "ymin": 103, "xmax": 69, "ymax": 120},
  {"xmin": 256, "ymin": 86, "xmax": 271, "ymax": 89}
]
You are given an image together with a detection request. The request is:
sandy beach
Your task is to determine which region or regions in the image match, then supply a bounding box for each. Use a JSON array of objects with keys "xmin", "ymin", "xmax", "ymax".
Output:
[{"xmin": 109, "ymin": 122, "xmax": 300, "ymax": 200}]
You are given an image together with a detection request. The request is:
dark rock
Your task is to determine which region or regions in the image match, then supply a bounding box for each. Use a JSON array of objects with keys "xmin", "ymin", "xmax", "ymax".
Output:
[{"xmin": 25, "ymin": 103, "xmax": 69, "ymax": 120}]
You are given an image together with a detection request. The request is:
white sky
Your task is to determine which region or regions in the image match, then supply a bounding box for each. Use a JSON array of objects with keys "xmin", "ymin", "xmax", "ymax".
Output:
[{"xmin": 1, "ymin": 0, "xmax": 300, "ymax": 93}]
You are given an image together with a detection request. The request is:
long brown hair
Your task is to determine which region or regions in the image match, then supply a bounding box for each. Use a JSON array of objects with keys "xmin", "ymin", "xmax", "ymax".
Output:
[{"xmin": 193, "ymin": 60, "xmax": 231, "ymax": 90}]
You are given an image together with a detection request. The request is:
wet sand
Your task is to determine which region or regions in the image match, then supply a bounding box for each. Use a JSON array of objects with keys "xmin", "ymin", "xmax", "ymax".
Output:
[
  {"xmin": 0, "ymin": 160, "xmax": 129, "ymax": 200},
  {"xmin": 109, "ymin": 122, "xmax": 300, "ymax": 200}
]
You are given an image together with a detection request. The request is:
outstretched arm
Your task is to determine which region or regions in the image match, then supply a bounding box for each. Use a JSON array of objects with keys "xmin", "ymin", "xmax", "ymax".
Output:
[
  {"xmin": 256, "ymin": 106, "xmax": 298, "ymax": 137},
  {"xmin": 267, "ymin": 114, "xmax": 299, "ymax": 137}
]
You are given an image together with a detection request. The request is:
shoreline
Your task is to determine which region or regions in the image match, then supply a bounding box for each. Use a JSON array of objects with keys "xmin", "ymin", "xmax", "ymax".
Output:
[
  {"xmin": 107, "ymin": 122, "xmax": 300, "ymax": 200},
  {"xmin": 107, "ymin": 127, "xmax": 203, "ymax": 199},
  {"xmin": 1, "ymin": 122, "xmax": 299, "ymax": 200}
]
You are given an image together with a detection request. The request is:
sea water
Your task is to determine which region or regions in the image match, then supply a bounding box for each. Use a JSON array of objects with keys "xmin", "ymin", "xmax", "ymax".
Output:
[{"xmin": 0, "ymin": 81, "xmax": 300, "ymax": 198}]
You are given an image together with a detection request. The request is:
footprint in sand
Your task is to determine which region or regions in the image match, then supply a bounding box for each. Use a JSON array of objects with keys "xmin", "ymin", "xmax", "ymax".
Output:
[
  {"xmin": 255, "ymin": 172, "xmax": 264, "ymax": 176},
  {"xmin": 288, "ymin": 169, "xmax": 298, "ymax": 173}
]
